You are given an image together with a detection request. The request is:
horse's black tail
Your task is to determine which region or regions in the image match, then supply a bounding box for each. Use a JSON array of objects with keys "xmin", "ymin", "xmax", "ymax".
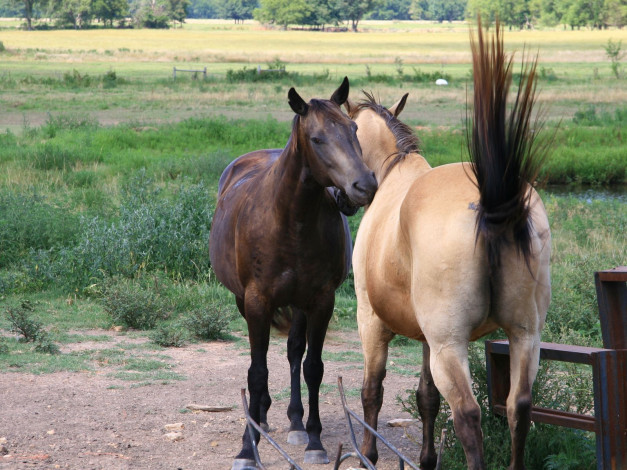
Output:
[
  {"xmin": 272, "ymin": 306, "xmax": 293, "ymax": 335},
  {"xmin": 467, "ymin": 16, "xmax": 549, "ymax": 274}
]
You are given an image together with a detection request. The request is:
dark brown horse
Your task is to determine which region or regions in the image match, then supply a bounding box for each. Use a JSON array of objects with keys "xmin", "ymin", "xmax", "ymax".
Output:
[{"xmin": 209, "ymin": 77, "xmax": 377, "ymax": 469}]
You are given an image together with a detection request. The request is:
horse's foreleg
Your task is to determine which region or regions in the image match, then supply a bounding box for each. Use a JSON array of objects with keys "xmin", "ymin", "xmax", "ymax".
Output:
[
  {"xmin": 505, "ymin": 334, "xmax": 540, "ymax": 470},
  {"xmin": 428, "ymin": 341, "xmax": 485, "ymax": 470},
  {"xmin": 286, "ymin": 308, "xmax": 308, "ymax": 445},
  {"xmin": 416, "ymin": 342, "xmax": 440, "ymax": 470},
  {"xmin": 357, "ymin": 305, "xmax": 393, "ymax": 466},
  {"xmin": 301, "ymin": 296, "xmax": 334, "ymax": 465},
  {"xmin": 233, "ymin": 292, "xmax": 272, "ymax": 469}
]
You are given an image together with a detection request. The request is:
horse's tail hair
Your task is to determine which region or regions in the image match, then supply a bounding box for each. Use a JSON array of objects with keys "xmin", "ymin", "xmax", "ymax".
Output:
[
  {"xmin": 272, "ymin": 306, "xmax": 293, "ymax": 335},
  {"xmin": 467, "ymin": 16, "xmax": 550, "ymax": 274}
]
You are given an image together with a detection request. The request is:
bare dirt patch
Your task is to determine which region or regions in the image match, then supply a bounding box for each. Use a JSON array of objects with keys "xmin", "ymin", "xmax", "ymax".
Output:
[{"xmin": 0, "ymin": 329, "xmax": 424, "ymax": 469}]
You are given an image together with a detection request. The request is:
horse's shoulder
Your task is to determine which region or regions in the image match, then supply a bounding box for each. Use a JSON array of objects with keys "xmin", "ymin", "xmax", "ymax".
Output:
[{"xmin": 217, "ymin": 149, "xmax": 281, "ymax": 197}]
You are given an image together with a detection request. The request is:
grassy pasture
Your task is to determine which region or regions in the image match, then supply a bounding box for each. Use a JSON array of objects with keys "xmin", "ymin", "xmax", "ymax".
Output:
[{"xmin": 1, "ymin": 20, "xmax": 626, "ymax": 132}]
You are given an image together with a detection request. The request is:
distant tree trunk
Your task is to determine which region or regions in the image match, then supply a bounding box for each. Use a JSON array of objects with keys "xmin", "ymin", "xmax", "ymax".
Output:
[{"xmin": 23, "ymin": 0, "xmax": 35, "ymax": 30}]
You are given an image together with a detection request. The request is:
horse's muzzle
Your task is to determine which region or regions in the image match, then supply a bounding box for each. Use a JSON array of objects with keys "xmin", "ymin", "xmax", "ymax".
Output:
[{"xmin": 348, "ymin": 171, "xmax": 377, "ymax": 207}]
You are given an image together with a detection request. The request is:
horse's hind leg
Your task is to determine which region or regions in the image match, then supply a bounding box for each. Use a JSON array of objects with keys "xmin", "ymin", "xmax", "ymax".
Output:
[
  {"xmin": 504, "ymin": 334, "xmax": 540, "ymax": 470},
  {"xmin": 427, "ymin": 339, "xmax": 485, "ymax": 470},
  {"xmin": 286, "ymin": 308, "xmax": 308, "ymax": 445},
  {"xmin": 416, "ymin": 342, "xmax": 440, "ymax": 470},
  {"xmin": 357, "ymin": 303, "xmax": 394, "ymax": 466}
]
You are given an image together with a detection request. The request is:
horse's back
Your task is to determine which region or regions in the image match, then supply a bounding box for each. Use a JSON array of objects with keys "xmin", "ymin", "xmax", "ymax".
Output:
[
  {"xmin": 210, "ymin": 150, "xmax": 281, "ymax": 297},
  {"xmin": 217, "ymin": 150, "xmax": 280, "ymax": 198}
]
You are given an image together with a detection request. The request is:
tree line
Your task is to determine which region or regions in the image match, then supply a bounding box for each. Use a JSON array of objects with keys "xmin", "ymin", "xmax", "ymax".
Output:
[
  {"xmin": 190, "ymin": 0, "xmax": 626, "ymax": 30},
  {"xmin": 1, "ymin": 0, "xmax": 625, "ymax": 30},
  {"xmin": 0, "ymin": 0, "xmax": 189, "ymax": 29}
]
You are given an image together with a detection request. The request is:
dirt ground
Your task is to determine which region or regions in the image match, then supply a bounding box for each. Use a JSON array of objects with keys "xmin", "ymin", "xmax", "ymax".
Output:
[{"xmin": 0, "ymin": 329, "xmax": 425, "ymax": 470}]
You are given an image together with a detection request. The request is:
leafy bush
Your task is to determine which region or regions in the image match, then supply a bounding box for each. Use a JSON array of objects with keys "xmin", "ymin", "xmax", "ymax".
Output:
[
  {"xmin": 100, "ymin": 276, "xmax": 172, "ymax": 329},
  {"xmin": 0, "ymin": 191, "xmax": 79, "ymax": 269},
  {"xmin": 62, "ymin": 69, "xmax": 92, "ymax": 87},
  {"xmin": 102, "ymin": 70, "xmax": 119, "ymax": 89},
  {"xmin": 4, "ymin": 300, "xmax": 60, "ymax": 354},
  {"xmin": 150, "ymin": 323, "xmax": 188, "ymax": 347},
  {"xmin": 57, "ymin": 172, "xmax": 213, "ymax": 289},
  {"xmin": 181, "ymin": 305, "xmax": 232, "ymax": 341}
]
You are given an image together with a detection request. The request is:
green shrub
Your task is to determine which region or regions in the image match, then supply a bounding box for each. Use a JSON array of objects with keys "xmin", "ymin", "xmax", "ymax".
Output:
[
  {"xmin": 100, "ymin": 277, "xmax": 172, "ymax": 329},
  {"xmin": 56, "ymin": 172, "xmax": 213, "ymax": 289},
  {"xmin": 5, "ymin": 300, "xmax": 42, "ymax": 342},
  {"xmin": 181, "ymin": 305, "xmax": 232, "ymax": 341},
  {"xmin": 150, "ymin": 323, "xmax": 188, "ymax": 347},
  {"xmin": 63, "ymin": 69, "xmax": 92, "ymax": 87},
  {"xmin": 4, "ymin": 300, "xmax": 60, "ymax": 354},
  {"xmin": 0, "ymin": 191, "xmax": 80, "ymax": 268},
  {"xmin": 102, "ymin": 70, "xmax": 118, "ymax": 89},
  {"xmin": 0, "ymin": 339, "xmax": 8, "ymax": 355}
]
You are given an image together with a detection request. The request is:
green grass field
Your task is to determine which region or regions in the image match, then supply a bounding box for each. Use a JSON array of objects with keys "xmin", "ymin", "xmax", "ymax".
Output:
[{"xmin": 0, "ymin": 20, "xmax": 625, "ymax": 469}]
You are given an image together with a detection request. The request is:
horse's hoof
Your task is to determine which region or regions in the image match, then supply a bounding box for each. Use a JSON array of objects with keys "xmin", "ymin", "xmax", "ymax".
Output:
[
  {"xmin": 260, "ymin": 422, "xmax": 270, "ymax": 432},
  {"xmin": 304, "ymin": 449, "xmax": 330, "ymax": 464},
  {"xmin": 287, "ymin": 430, "xmax": 309, "ymax": 445},
  {"xmin": 231, "ymin": 458, "xmax": 257, "ymax": 470}
]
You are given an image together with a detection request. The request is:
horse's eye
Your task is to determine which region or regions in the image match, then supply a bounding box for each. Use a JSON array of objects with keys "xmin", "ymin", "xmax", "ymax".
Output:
[{"xmin": 311, "ymin": 137, "xmax": 323, "ymax": 145}]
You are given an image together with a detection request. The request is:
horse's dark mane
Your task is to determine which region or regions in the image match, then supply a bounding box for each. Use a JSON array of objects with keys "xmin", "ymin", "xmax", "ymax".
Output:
[{"xmin": 353, "ymin": 91, "xmax": 421, "ymax": 176}]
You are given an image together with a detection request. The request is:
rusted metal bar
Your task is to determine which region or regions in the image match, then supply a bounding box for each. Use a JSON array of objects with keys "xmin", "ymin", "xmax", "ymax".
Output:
[
  {"xmin": 336, "ymin": 376, "xmax": 421, "ymax": 470},
  {"xmin": 595, "ymin": 266, "xmax": 627, "ymax": 350},
  {"xmin": 491, "ymin": 404, "xmax": 596, "ymax": 431},
  {"xmin": 240, "ymin": 388, "xmax": 302, "ymax": 470},
  {"xmin": 592, "ymin": 350, "xmax": 627, "ymax": 469}
]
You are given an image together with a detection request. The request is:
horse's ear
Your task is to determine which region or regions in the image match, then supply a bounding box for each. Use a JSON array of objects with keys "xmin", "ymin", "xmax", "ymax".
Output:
[
  {"xmin": 344, "ymin": 98, "xmax": 355, "ymax": 117},
  {"xmin": 288, "ymin": 88, "xmax": 308, "ymax": 116},
  {"xmin": 330, "ymin": 76, "xmax": 350, "ymax": 106},
  {"xmin": 388, "ymin": 93, "xmax": 409, "ymax": 118}
]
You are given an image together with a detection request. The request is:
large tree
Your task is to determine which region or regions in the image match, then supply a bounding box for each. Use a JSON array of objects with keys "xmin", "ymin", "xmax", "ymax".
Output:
[
  {"xmin": 168, "ymin": 0, "xmax": 190, "ymax": 24},
  {"xmin": 342, "ymin": 0, "xmax": 376, "ymax": 31},
  {"xmin": 254, "ymin": 0, "xmax": 312, "ymax": 28},
  {"xmin": 91, "ymin": 0, "xmax": 129, "ymax": 26},
  {"xmin": 48, "ymin": 0, "xmax": 92, "ymax": 28},
  {"xmin": 10, "ymin": 0, "xmax": 41, "ymax": 29},
  {"xmin": 428, "ymin": 0, "xmax": 466, "ymax": 21},
  {"xmin": 220, "ymin": 0, "xmax": 256, "ymax": 23},
  {"xmin": 187, "ymin": 0, "xmax": 220, "ymax": 18}
]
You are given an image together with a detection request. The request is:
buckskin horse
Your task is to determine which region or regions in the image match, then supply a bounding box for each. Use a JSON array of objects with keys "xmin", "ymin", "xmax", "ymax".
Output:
[
  {"xmin": 209, "ymin": 77, "xmax": 377, "ymax": 469},
  {"xmin": 346, "ymin": 20, "xmax": 551, "ymax": 469}
]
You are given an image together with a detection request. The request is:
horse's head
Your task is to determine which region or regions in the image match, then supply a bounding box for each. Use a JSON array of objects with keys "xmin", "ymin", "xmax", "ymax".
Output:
[
  {"xmin": 288, "ymin": 77, "xmax": 377, "ymax": 209},
  {"xmin": 346, "ymin": 92, "xmax": 419, "ymax": 181}
]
